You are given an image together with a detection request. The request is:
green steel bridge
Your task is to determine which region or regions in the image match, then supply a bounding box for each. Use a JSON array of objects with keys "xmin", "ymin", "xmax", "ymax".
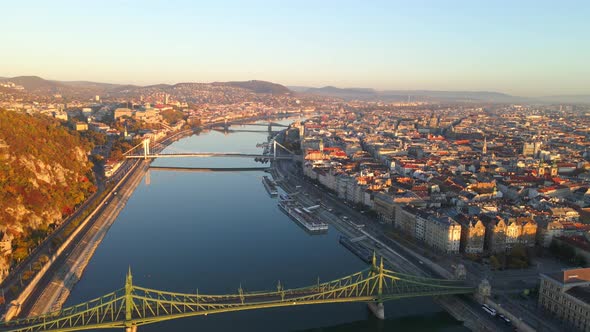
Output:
[{"xmin": 0, "ymin": 258, "xmax": 474, "ymax": 332}]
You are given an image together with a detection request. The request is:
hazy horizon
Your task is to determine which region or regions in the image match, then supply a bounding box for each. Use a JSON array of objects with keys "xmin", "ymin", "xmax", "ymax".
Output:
[{"xmin": 2, "ymin": 0, "xmax": 589, "ymax": 97}]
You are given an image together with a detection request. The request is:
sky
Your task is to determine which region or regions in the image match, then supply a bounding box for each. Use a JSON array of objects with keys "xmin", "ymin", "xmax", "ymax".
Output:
[{"xmin": 1, "ymin": 0, "xmax": 589, "ymax": 96}]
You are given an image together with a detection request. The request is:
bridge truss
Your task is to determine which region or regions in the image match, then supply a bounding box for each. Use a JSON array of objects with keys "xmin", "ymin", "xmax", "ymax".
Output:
[{"xmin": 0, "ymin": 258, "xmax": 474, "ymax": 331}]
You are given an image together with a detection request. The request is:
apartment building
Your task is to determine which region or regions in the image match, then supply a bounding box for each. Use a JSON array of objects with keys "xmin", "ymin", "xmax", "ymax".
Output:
[
  {"xmin": 456, "ymin": 215, "xmax": 486, "ymax": 254},
  {"xmin": 539, "ymin": 268, "xmax": 590, "ymax": 331},
  {"xmin": 424, "ymin": 215, "xmax": 462, "ymax": 254}
]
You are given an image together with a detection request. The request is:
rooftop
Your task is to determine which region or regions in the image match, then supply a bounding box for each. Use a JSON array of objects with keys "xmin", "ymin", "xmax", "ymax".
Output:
[{"xmin": 543, "ymin": 268, "xmax": 590, "ymax": 286}]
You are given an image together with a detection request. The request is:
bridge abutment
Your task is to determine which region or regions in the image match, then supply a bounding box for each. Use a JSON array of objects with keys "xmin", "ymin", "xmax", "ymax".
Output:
[{"xmin": 367, "ymin": 302, "xmax": 385, "ymax": 319}]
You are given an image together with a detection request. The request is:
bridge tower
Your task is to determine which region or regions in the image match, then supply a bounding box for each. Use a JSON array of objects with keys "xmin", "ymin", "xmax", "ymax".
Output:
[
  {"xmin": 475, "ymin": 278, "xmax": 492, "ymax": 303},
  {"xmin": 125, "ymin": 268, "xmax": 138, "ymax": 332},
  {"xmin": 454, "ymin": 263, "xmax": 467, "ymax": 280},
  {"xmin": 273, "ymin": 140, "xmax": 277, "ymax": 159},
  {"xmin": 142, "ymin": 139, "xmax": 150, "ymax": 160},
  {"xmin": 367, "ymin": 255, "xmax": 385, "ymax": 319},
  {"xmin": 268, "ymin": 122, "xmax": 272, "ymax": 133}
]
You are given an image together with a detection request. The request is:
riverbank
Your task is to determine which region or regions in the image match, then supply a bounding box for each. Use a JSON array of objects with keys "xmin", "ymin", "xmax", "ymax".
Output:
[
  {"xmin": 4, "ymin": 130, "xmax": 194, "ymax": 320},
  {"xmin": 8, "ymin": 117, "xmax": 297, "ymax": 320},
  {"xmin": 25, "ymin": 160, "xmax": 148, "ymax": 316}
]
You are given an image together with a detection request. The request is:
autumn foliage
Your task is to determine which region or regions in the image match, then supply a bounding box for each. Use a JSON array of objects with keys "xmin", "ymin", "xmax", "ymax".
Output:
[{"xmin": 0, "ymin": 109, "xmax": 95, "ymax": 229}]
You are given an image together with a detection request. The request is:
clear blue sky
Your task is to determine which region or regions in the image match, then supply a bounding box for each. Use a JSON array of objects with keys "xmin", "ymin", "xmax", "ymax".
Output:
[{"xmin": 1, "ymin": 0, "xmax": 588, "ymax": 96}]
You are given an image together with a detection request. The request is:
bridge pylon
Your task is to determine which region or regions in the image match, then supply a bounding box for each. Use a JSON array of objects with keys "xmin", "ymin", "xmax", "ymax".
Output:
[
  {"xmin": 125, "ymin": 268, "xmax": 137, "ymax": 331},
  {"xmin": 142, "ymin": 139, "xmax": 150, "ymax": 160},
  {"xmin": 368, "ymin": 255, "xmax": 386, "ymax": 319}
]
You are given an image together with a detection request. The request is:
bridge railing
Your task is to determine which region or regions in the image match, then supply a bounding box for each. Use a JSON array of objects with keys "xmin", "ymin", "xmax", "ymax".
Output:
[
  {"xmin": 0, "ymin": 289, "xmax": 126, "ymax": 330},
  {"xmin": 0, "ymin": 262, "xmax": 474, "ymax": 332}
]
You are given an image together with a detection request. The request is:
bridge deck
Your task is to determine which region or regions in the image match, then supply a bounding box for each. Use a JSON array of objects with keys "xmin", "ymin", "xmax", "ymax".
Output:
[
  {"xmin": 149, "ymin": 166, "xmax": 270, "ymax": 172},
  {"xmin": 0, "ymin": 266, "xmax": 474, "ymax": 332},
  {"xmin": 126, "ymin": 153, "xmax": 292, "ymax": 160}
]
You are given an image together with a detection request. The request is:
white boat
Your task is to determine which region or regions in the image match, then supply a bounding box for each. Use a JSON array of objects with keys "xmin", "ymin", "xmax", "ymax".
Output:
[
  {"xmin": 278, "ymin": 197, "xmax": 328, "ymax": 233},
  {"xmin": 262, "ymin": 176, "xmax": 278, "ymax": 197}
]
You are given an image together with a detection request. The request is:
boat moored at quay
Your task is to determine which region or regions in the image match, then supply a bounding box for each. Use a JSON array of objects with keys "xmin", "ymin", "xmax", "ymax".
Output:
[
  {"xmin": 262, "ymin": 175, "xmax": 278, "ymax": 197},
  {"xmin": 339, "ymin": 236, "xmax": 373, "ymax": 263},
  {"xmin": 278, "ymin": 195, "xmax": 328, "ymax": 233}
]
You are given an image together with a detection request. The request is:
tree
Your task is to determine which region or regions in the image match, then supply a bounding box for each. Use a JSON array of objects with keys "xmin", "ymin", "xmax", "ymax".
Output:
[
  {"xmin": 507, "ymin": 244, "xmax": 530, "ymax": 269},
  {"xmin": 490, "ymin": 255, "xmax": 501, "ymax": 270},
  {"xmin": 110, "ymin": 149, "xmax": 124, "ymax": 161},
  {"xmin": 12, "ymin": 247, "xmax": 29, "ymax": 263},
  {"xmin": 161, "ymin": 109, "xmax": 185, "ymax": 124},
  {"xmin": 574, "ymin": 254, "xmax": 587, "ymax": 267}
]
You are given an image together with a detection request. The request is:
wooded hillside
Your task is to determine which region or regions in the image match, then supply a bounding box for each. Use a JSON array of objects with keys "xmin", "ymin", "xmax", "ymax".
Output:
[{"xmin": 0, "ymin": 110, "xmax": 96, "ymax": 267}]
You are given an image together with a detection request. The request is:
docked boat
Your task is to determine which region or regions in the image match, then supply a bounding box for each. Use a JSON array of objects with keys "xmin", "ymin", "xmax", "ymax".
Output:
[
  {"xmin": 262, "ymin": 175, "xmax": 278, "ymax": 197},
  {"xmin": 256, "ymin": 142, "xmax": 269, "ymax": 148},
  {"xmin": 339, "ymin": 236, "xmax": 373, "ymax": 263},
  {"xmin": 278, "ymin": 196, "xmax": 328, "ymax": 233}
]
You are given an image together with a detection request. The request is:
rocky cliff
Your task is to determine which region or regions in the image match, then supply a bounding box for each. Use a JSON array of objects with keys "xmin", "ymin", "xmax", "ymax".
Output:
[{"xmin": 0, "ymin": 109, "xmax": 96, "ymax": 273}]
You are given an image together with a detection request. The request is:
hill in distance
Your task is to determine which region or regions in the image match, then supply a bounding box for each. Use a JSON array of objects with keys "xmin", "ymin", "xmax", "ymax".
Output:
[
  {"xmin": 3, "ymin": 76, "xmax": 64, "ymax": 91},
  {"xmin": 2, "ymin": 76, "xmax": 587, "ymax": 103},
  {"xmin": 293, "ymin": 85, "xmax": 520, "ymax": 102},
  {"xmin": 291, "ymin": 85, "xmax": 590, "ymax": 104},
  {"xmin": 0, "ymin": 76, "xmax": 292, "ymax": 98},
  {"xmin": 537, "ymin": 95, "xmax": 590, "ymax": 104},
  {"xmin": 216, "ymin": 80, "xmax": 291, "ymax": 94}
]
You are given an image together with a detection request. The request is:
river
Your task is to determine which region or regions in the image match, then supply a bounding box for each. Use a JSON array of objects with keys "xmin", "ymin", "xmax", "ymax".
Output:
[{"xmin": 65, "ymin": 119, "xmax": 467, "ymax": 332}]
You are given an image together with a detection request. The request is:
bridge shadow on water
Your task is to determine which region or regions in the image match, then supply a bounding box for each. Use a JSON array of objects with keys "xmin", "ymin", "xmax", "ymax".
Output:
[{"xmin": 295, "ymin": 311, "xmax": 468, "ymax": 332}]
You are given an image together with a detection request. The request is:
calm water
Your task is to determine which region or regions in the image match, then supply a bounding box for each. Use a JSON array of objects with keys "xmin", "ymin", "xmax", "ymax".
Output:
[{"xmin": 65, "ymin": 120, "xmax": 467, "ymax": 332}]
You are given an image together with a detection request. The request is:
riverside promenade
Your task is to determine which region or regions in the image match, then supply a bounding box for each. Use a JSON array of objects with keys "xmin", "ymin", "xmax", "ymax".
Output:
[{"xmin": 24, "ymin": 159, "xmax": 148, "ymax": 316}]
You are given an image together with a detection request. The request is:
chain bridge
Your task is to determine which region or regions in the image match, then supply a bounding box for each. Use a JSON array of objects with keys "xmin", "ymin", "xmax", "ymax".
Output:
[{"xmin": 0, "ymin": 257, "xmax": 474, "ymax": 332}]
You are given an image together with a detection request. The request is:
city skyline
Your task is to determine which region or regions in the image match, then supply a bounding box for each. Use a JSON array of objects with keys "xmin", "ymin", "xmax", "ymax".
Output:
[{"xmin": 2, "ymin": 2, "xmax": 590, "ymax": 328}]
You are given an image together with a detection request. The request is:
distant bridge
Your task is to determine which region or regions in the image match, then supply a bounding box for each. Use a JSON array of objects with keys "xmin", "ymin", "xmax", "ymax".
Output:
[
  {"xmin": 126, "ymin": 153, "xmax": 292, "ymax": 160},
  {"xmin": 212, "ymin": 128, "xmax": 278, "ymax": 134},
  {"xmin": 0, "ymin": 257, "xmax": 474, "ymax": 332},
  {"xmin": 124, "ymin": 137, "xmax": 295, "ymax": 161},
  {"xmin": 211, "ymin": 120, "xmax": 289, "ymax": 133},
  {"xmin": 149, "ymin": 166, "xmax": 270, "ymax": 172},
  {"xmin": 240, "ymin": 122, "xmax": 288, "ymax": 128}
]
